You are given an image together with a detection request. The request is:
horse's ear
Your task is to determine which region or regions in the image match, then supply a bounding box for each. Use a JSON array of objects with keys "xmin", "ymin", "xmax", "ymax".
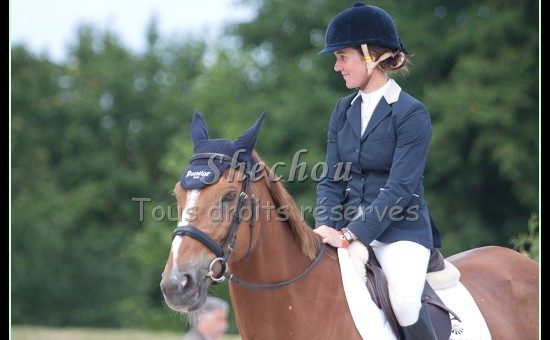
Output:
[
  {"xmin": 232, "ymin": 112, "xmax": 266, "ymax": 157},
  {"xmin": 190, "ymin": 109, "xmax": 209, "ymax": 146}
]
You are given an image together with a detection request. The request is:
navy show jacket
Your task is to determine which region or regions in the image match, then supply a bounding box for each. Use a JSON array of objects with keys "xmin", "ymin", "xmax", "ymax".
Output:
[{"xmin": 315, "ymin": 79, "xmax": 440, "ymax": 250}]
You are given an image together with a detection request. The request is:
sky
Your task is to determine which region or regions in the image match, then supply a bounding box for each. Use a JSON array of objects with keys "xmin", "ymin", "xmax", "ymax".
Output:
[{"xmin": 10, "ymin": 0, "xmax": 256, "ymax": 62}]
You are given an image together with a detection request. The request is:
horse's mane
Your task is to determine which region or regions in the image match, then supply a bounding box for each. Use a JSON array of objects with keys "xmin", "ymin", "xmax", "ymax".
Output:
[{"xmin": 252, "ymin": 151, "xmax": 321, "ymax": 260}]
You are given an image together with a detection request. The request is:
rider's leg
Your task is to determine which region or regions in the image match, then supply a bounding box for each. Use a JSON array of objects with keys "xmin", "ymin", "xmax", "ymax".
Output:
[{"xmin": 371, "ymin": 240, "xmax": 436, "ymax": 340}]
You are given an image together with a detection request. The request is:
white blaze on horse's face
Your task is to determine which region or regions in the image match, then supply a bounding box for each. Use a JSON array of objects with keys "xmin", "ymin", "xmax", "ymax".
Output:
[{"xmin": 171, "ymin": 189, "xmax": 201, "ymax": 268}]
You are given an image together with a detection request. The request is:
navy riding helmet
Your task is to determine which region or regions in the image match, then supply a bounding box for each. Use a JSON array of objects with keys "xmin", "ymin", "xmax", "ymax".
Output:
[{"xmin": 319, "ymin": 2, "xmax": 406, "ymax": 55}]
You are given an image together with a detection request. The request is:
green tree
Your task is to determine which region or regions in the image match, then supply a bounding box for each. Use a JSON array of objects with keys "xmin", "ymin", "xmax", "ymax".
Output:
[
  {"xmin": 511, "ymin": 214, "xmax": 539, "ymax": 261},
  {"xmin": 11, "ymin": 21, "xmax": 208, "ymax": 328},
  {"xmin": 422, "ymin": 0, "xmax": 539, "ymax": 254}
]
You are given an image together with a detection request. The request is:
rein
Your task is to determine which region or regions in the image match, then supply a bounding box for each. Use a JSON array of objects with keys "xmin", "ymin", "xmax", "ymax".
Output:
[
  {"xmin": 172, "ymin": 152, "xmax": 326, "ymax": 290},
  {"xmin": 227, "ymin": 243, "xmax": 326, "ymax": 290}
]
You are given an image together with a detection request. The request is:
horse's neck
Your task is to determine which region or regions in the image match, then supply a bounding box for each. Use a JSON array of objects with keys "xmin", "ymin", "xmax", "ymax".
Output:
[
  {"xmin": 227, "ymin": 190, "xmax": 359, "ymax": 339},
  {"xmin": 228, "ymin": 204, "xmax": 313, "ymax": 334},
  {"xmin": 229, "ymin": 197, "xmax": 309, "ymax": 284}
]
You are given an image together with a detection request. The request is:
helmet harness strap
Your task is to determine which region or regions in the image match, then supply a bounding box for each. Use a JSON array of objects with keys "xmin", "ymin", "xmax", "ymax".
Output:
[{"xmin": 360, "ymin": 43, "xmax": 398, "ymax": 88}]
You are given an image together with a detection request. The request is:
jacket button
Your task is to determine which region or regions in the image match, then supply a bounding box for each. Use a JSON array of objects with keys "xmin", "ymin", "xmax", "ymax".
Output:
[
  {"xmin": 355, "ymin": 148, "xmax": 359, "ymax": 154},
  {"xmin": 361, "ymin": 178, "xmax": 365, "ymax": 183}
]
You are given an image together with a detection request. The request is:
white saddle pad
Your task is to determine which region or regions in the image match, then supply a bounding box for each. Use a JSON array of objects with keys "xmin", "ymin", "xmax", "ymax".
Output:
[{"xmin": 338, "ymin": 248, "xmax": 492, "ymax": 340}]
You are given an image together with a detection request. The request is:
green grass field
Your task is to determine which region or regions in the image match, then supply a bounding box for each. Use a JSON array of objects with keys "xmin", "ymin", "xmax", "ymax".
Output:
[{"xmin": 11, "ymin": 326, "xmax": 242, "ymax": 340}]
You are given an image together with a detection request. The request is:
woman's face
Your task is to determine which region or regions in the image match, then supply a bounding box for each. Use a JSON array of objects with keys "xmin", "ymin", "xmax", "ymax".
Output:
[{"xmin": 333, "ymin": 47, "xmax": 368, "ymax": 89}]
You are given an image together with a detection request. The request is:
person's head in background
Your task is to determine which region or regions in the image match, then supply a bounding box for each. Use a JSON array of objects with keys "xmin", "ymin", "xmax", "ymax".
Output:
[{"xmin": 189, "ymin": 296, "xmax": 229, "ymax": 339}]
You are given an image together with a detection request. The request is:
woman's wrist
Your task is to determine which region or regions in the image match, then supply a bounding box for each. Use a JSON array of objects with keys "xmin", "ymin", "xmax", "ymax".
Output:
[
  {"xmin": 338, "ymin": 231, "xmax": 349, "ymax": 248},
  {"xmin": 341, "ymin": 227, "xmax": 355, "ymax": 244}
]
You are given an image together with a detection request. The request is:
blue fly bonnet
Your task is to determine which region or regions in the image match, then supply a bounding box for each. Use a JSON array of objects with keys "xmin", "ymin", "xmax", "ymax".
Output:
[{"xmin": 180, "ymin": 110, "xmax": 266, "ymax": 189}]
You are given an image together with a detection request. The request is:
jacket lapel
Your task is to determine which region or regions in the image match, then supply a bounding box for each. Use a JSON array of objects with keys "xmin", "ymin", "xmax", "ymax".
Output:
[
  {"xmin": 360, "ymin": 79, "xmax": 401, "ymax": 141},
  {"xmin": 361, "ymin": 98, "xmax": 392, "ymax": 141},
  {"xmin": 346, "ymin": 95, "xmax": 362, "ymax": 140}
]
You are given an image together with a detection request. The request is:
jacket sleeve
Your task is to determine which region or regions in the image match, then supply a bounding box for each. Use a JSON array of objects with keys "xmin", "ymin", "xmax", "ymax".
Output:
[
  {"xmin": 314, "ymin": 99, "xmax": 348, "ymax": 228},
  {"xmin": 347, "ymin": 103, "xmax": 432, "ymax": 245}
]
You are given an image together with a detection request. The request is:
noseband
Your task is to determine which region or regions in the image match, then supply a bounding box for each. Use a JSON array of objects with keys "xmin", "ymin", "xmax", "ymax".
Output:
[{"xmin": 171, "ymin": 152, "xmax": 326, "ymax": 289}]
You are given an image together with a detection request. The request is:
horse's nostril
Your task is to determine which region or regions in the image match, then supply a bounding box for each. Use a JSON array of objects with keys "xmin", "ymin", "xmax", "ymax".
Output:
[{"xmin": 177, "ymin": 274, "xmax": 191, "ymax": 292}]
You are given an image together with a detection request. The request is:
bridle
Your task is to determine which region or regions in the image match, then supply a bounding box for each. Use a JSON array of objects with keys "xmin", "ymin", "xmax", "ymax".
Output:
[{"xmin": 171, "ymin": 152, "xmax": 326, "ymax": 290}]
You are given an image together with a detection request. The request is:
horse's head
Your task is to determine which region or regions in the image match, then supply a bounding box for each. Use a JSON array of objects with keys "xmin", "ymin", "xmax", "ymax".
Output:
[{"xmin": 160, "ymin": 110, "xmax": 265, "ymax": 312}]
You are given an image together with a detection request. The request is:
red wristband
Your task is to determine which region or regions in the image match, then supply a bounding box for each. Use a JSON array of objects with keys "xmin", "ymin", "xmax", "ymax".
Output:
[{"xmin": 339, "ymin": 231, "xmax": 349, "ymax": 248}]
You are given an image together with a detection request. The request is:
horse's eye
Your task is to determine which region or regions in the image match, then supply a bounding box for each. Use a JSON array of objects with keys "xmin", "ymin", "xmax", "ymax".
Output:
[{"xmin": 222, "ymin": 192, "xmax": 237, "ymax": 202}]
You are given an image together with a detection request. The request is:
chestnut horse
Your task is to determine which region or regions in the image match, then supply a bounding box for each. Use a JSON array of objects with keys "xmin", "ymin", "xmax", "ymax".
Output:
[{"xmin": 161, "ymin": 112, "xmax": 538, "ymax": 340}]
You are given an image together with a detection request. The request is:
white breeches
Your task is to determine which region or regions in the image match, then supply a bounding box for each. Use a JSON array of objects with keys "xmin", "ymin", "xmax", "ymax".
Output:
[{"xmin": 370, "ymin": 240, "xmax": 430, "ymax": 326}]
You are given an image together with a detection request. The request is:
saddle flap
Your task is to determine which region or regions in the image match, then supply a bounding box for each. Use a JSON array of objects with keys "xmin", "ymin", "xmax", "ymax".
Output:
[{"xmin": 366, "ymin": 248, "xmax": 457, "ymax": 340}]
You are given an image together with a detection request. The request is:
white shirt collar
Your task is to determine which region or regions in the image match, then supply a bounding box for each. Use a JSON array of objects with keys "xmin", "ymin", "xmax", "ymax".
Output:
[{"xmin": 350, "ymin": 78, "xmax": 402, "ymax": 106}]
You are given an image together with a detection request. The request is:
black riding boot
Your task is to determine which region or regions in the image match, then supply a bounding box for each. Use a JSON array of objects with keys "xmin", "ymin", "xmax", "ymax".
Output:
[{"xmin": 401, "ymin": 304, "xmax": 437, "ymax": 340}]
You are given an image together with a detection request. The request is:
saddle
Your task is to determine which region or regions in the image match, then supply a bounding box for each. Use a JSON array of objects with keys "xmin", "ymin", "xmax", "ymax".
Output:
[{"xmin": 365, "ymin": 248, "xmax": 461, "ymax": 340}]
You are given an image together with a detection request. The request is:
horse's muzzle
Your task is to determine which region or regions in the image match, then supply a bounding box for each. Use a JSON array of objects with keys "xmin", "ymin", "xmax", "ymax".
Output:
[{"xmin": 160, "ymin": 265, "xmax": 209, "ymax": 312}]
